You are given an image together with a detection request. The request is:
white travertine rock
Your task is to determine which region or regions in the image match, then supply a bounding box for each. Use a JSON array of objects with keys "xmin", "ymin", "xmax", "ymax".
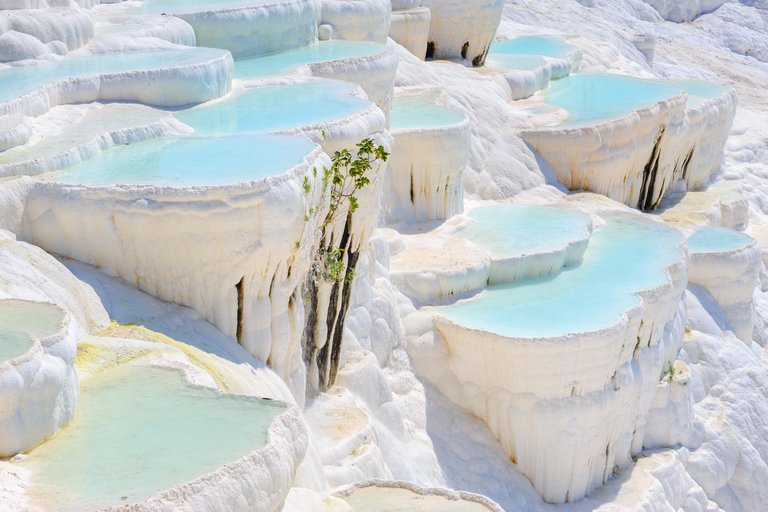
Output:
[
  {"xmin": 319, "ymin": 0, "xmax": 391, "ymax": 44},
  {"xmin": 0, "ymin": 115, "xmax": 32, "ymax": 152},
  {"xmin": 0, "ymin": 300, "xmax": 79, "ymax": 458},
  {"xmin": 643, "ymin": 360, "xmax": 695, "ymax": 449},
  {"xmin": 95, "ymin": 15, "xmax": 197, "ymax": 47},
  {"xmin": 521, "ymin": 87, "xmax": 738, "ymax": 210},
  {"xmin": 168, "ymin": 0, "xmax": 320, "ymax": 59},
  {"xmin": 0, "ymin": 49, "xmax": 233, "ymax": 117},
  {"xmin": 389, "ymin": 7, "xmax": 430, "ymax": 60},
  {"xmin": 641, "ymin": 0, "xmax": 727, "ymax": 22},
  {"xmin": 424, "ymin": 0, "xmax": 504, "ymax": 66},
  {"xmin": 631, "ymin": 35, "xmax": 655, "ymax": 65},
  {"xmin": 0, "ymin": 7, "xmax": 94, "ymax": 62},
  {"xmin": 687, "ymin": 228, "xmax": 761, "ymax": 342},
  {"xmin": 386, "ymin": 93, "xmax": 470, "ymax": 222},
  {"xmin": 482, "ymin": 55, "xmax": 574, "ymax": 100},
  {"xmin": 0, "ymin": 103, "xmax": 192, "ymax": 178}
]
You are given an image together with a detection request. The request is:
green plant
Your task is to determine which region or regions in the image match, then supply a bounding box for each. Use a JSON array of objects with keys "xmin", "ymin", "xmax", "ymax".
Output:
[
  {"xmin": 310, "ymin": 137, "xmax": 388, "ymax": 284},
  {"xmin": 667, "ymin": 360, "xmax": 676, "ymax": 382}
]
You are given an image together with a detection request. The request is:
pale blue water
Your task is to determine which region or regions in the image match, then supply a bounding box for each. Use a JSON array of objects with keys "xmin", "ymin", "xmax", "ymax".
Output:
[
  {"xmin": 454, "ymin": 204, "xmax": 591, "ymax": 258},
  {"xmin": 668, "ymin": 79, "xmax": 731, "ymax": 109},
  {"xmin": 0, "ymin": 49, "xmax": 228, "ymax": 105},
  {"xmin": 54, "ymin": 81, "xmax": 371, "ymax": 186},
  {"xmin": 687, "ymin": 226, "xmax": 754, "ymax": 254},
  {"xmin": 436, "ymin": 212, "xmax": 684, "ymax": 338},
  {"xmin": 390, "ymin": 93, "xmax": 465, "ymax": 130},
  {"xmin": 235, "ymin": 40, "xmax": 388, "ymax": 79},
  {"xmin": 490, "ymin": 36, "xmax": 579, "ymax": 59},
  {"xmin": 484, "ymin": 54, "xmax": 548, "ymax": 71},
  {"xmin": 540, "ymin": 74, "xmax": 684, "ymax": 127},
  {"xmin": 0, "ymin": 301, "xmax": 62, "ymax": 364},
  {"xmin": 133, "ymin": 0, "xmax": 274, "ymax": 15},
  {"xmin": 19, "ymin": 364, "xmax": 287, "ymax": 512}
]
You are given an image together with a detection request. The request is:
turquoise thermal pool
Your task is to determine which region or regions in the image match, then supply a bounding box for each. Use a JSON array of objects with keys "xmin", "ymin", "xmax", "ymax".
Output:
[
  {"xmin": 489, "ymin": 35, "xmax": 579, "ymax": 59},
  {"xmin": 453, "ymin": 204, "xmax": 591, "ymax": 258},
  {"xmin": 0, "ymin": 48, "xmax": 228, "ymax": 105},
  {"xmin": 131, "ymin": 0, "xmax": 275, "ymax": 15},
  {"xmin": 669, "ymin": 79, "xmax": 731, "ymax": 109},
  {"xmin": 484, "ymin": 54, "xmax": 548, "ymax": 71},
  {"xmin": 687, "ymin": 225, "xmax": 755, "ymax": 254},
  {"xmin": 52, "ymin": 81, "xmax": 372, "ymax": 186},
  {"xmin": 235, "ymin": 40, "xmax": 389, "ymax": 80},
  {"xmin": 539, "ymin": 74, "xmax": 684, "ymax": 127},
  {"xmin": 434, "ymin": 212, "xmax": 684, "ymax": 338},
  {"xmin": 0, "ymin": 301, "xmax": 63, "ymax": 364},
  {"xmin": 390, "ymin": 93, "xmax": 466, "ymax": 130},
  {"xmin": 18, "ymin": 363, "xmax": 287, "ymax": 511}
]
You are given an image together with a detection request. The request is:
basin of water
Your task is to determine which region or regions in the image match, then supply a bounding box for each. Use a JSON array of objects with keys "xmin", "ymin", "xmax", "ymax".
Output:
[
  {"xmin": 235, "ymin": 40, "xmax": 389, "ymax": 80},
  {"xmin": 18, "ymin": 363, "xmax": 287, "ymax": 511},
  {"xmin": 484, "ymin": 54, "xmax": 548, "ymax": 71},
  {"xmin": 131, "ymin": 0, "xmax": 275, "ymax": 15},
  {"xmin": 687, "ymin": 225, "xmax": 754, "ymax": 254},
  {"xmin": 539, "ymin": 74, "xmax": 684, "ymax": 127},
  {"xmin": 0, "ymin": 300, "xmax": 63, "ymax": 364},
  {"xmin": 668, "ymin": 79, "xmax": 731, "ymax": 109},
  {"xmin": 489, "ymin": 35, "xmax": 579, "ymax": 59},
  {"xmin": 340, "ymin": 486, "xmax": 493, "ymax": 512},
  {"xmin": 435, "ymin": 212, "xmax": 684, "ymax": 338},
  {"xmin": 390, "ymin": 92, "xmax": 465, "ymax": 130},
  {"xmin": 454, "ymin": 204, "xmax": 591, "ymax": 259},
  {"xmin": 52, "ymin": 81, "xmax": 372, "ymax": 186},
  {"xmin": 0, "ymin": 48, "xmax": 229, "ymax": 105}
]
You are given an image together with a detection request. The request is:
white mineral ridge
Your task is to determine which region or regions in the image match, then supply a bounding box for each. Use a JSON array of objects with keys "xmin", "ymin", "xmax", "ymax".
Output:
[
  {"xmin": 0, "ymin": 114, "xmax": 32, "ymax": 152},
  {"xmin": 641, "ymin": 0, "xmax": 728, "ymax": 22},
  {"xmin": 424, "ymin": 0, "xmax": 504, "ymax": 65},
  {"xmin": 319, "ymin": 0, "xmax": 391, "ymax": 44},
  {"xmin": 0, "ymin": 48, "xmax": 233, "ymax": 118},
  {"xmin": 0, "ymin": 7, "xmax": 94, "ymax": 62},
  {"xmin": 0, "ymin": 301, "xmax": 78, "ymax": 458},
  {"xmin": 389, "ymin": 7, "xmax": 430, "ymax": 60}
]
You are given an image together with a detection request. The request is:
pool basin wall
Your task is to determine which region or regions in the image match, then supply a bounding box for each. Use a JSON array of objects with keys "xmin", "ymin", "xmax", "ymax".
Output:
[
  {"xmin": 389, "ymin": 7, "xmax": 431, "ymax": 60},
  {"xmin": 406, "ymin": 215, "xmax": 691, "ymax": 503},
  {"xmin": 319, "ymin": 0, "xmax": 391, "ymax": 44},
  {"xmin": 165, "ymin": 0, "xmax": 320, "ymax": 59},
  {"xmin": 0, "ymin": 301, "xmax": 79, "ymax": 457},
  {"xmin": 0, "ymin": 50, "xmax": 233, "ymax": 118},
  {"xmin": 426, "ymin": 0, "xmax": 504, "ymax": 66}
]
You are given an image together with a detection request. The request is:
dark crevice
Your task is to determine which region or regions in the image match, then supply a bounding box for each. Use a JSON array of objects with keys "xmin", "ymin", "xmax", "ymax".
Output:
[
  {"xmin": 639, "ymin": 127, "xmax": 665, "ymax": 211},
  {"xmin": 410, "ymin": 167, "xmax": 415, "ymax": 204},
  {"xmin": 681, "ymin": 146, "xmax": 695, "ymax": 183},
  {"xmin": 235, "ymin": 276, "xmax": 244, "ymax": 344},
  {"xmin": 461, "ymin": 42, "xmax": 469, "ymax": 60},
  {"xmin": 472, "ymin": 41, "xmax": 492, "ymax": 67},
  {"xmin": 426, "ymin": 41, "xmax": 435, "ymax": 59}
]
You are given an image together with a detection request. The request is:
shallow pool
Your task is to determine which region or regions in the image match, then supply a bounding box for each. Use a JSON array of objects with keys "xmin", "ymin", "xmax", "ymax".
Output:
[
  {"xmin": 484, "ymin": 54, "xmax": 548, "ymax": 71},
  {"xmin": 235, "ymin": 40, "xmax": 388, "ymax": 80},
  {"xmin": 132, "ymin": 0, "xmax": 274, "ymax": 15},
  {"xmin": 540, "ymin": 74, "xmax": 684, "ymax": 127},
  {"xmin": 390, "ymin": 92, "xmax": 465, "ymax": 130},
  {"xmin": 490, "ymin": 35, "xmax": 578, "ymax": 60},
  {"xmin": 454, "ymin": 204, "xmax": 591, "ymax": 258},
  {"xmin": 53, "ymin": 81, "xmax": 371, "ymax": 186},
  {"xmin": 687, "ymin": 225, "xmax": 754, "ymax": 254},
  {"xmin": 0, "ymin": 48, "xmax": 228, "ymax": 105},
  {"xmin": 435, "ymin": 212, "xmax": 684, "ymax": 338},
  {"xmin": 341, "ymin": 486, "xmax": 492, "ymax": 512},
  {"xmin": 0, "ymin": 301, "xmax": 63, "ymax": 364},
  {"xmin": 668, "ymin": 79, "xmax": 731, "ymax": 109},
  {"xmin": 18, "ymin": 364, "xmax": 286, "ymax": 511}
]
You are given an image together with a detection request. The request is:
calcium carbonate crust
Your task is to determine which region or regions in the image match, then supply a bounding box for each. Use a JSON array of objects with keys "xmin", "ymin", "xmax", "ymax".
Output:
[
  {"xmin": 0, "ymin": 8, "xmax": 94, "ymax": 63},
  {"xmin": 0, "ymin": 50, "xmax": 233, "ymax": 117},
  {"xmin": 0, "ymin": 300, "xmax": 78, "ymax": 458},
  {"xmin": 169, "ymin": 0, "xmax": 320, "ymax": 59},
  {"xmin": 0, "ymin": 115, "xmax": 32, "ymax": 152},
  {"xmin": 319, "ymin": 0, "xmax": 391, "ymax": 44},
  {"xmin": 99, "ymin": 405, "xmax": 307, "ymax": 512},
  {"xmin": 389, "ymin": 7, "xmax": 430, "ymax": 60},
  {"xmin": 410, "ymin": 215, "xmax": 691, "ymax": 502},
  {"xmin": 687, "ymin": 236, "xmax": 761, "ymax": 342},
  {"xmin": 331, "ymin": 479, "xmax": 505, "ymax": 512},
  {"xmin": 386, "ymin": 102, "xmax": 470, "ymax": 222}
]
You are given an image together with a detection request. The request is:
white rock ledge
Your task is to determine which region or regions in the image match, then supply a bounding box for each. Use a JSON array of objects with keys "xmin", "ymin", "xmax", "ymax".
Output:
[
  {"xmin": 0, "ymin": 114, "xmax": 32, "ymax": 152},
  {"xmin": 425, "ymin": 0, "xmax": 504, "ymax": 66},
  {"xmin": 389, "ymin": 7, "xmax": 430, "ymax": 60},
  {"xmin": 0, "ymin": 49, "xmax": 233, "ymax": 117},
  {"xmin": 0, "ymin": 300, "xmax": 78, "ymax": 458}
]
